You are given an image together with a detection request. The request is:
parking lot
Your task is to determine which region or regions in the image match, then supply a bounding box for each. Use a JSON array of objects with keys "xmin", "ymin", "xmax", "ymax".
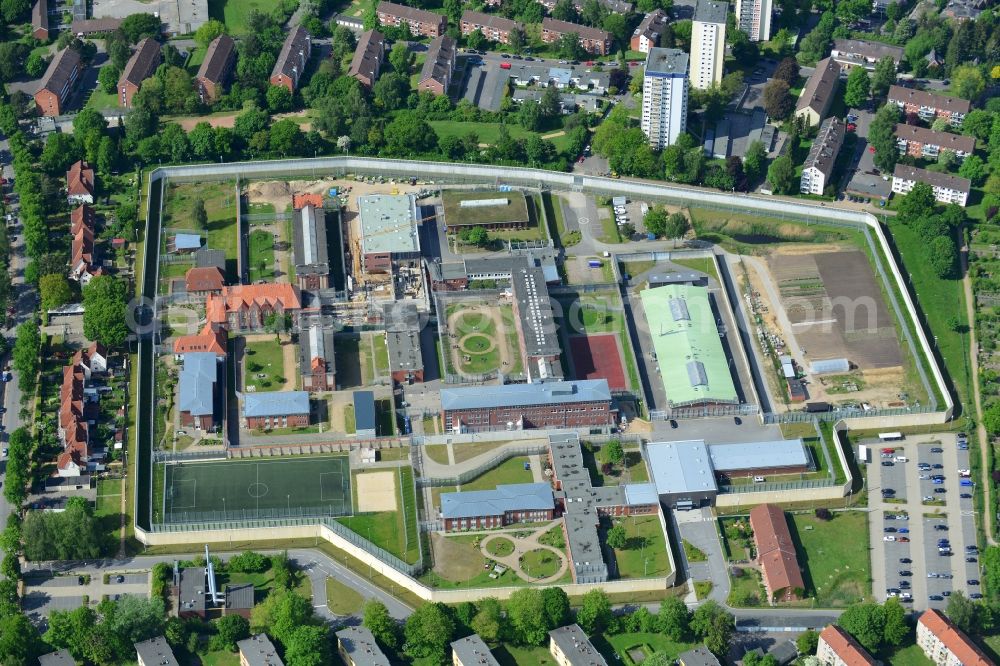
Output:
[
  {"xmin": 868, "ymin": 432, "xmax": 981, "ymax": 610},
  {"xmin": 22, "ymin": 571, "xmax": 150, "ymax": 620}
]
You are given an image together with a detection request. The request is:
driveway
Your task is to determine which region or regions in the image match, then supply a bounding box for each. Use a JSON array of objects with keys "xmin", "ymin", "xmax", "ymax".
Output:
[{"xmin": 673, "ymin": 508, "xmax": 730, "ymax": 605}]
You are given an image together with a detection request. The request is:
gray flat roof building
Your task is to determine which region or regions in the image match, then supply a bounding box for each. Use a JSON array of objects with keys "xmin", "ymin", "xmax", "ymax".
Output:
[
  {"xmin": 178, "ymin": 352, "xmax": 219, "ymax": 417},
  {"xmin": 679, "ymin": 646, "xmax": 722, "ymax": 666},
  {"xmin": 358, "ymin": 194, "xmax": 421, "ymax": 256},
  {"xmin": 292, "ymin": 204, "xmax": 330, "ymax": 283},
  {"xmin": 225, "ymin": 583, "xmax": 254, "ymax": 613},
  {"xmin": 243, "ymin": 391, "xmax": 310, "ymax": 418},
  {"xmin": 549, "ymin": 625, "xmax": 609, "ymax": 666},
  {"xmin": 134, "ymin": 637, "xmax": 179, "ymax": 666},
  {"xmin": 511, "ymin": 264, "xmax": 562, "ymax": 359},
  {"xmin": 238, "ymin": 634, "xmax": 285, "ymax": 666},
  {"xmin": 646, "ymin": 47, "xmax": 689, "ymax": 75},
  {"xmin": 298, "ymin": 316, "xmax": 337, "ymax": 384},
  {"xmin": 353, "ymin": 390, "xmax": 377, "ymax": 437},
  {"xmin": 440, "ymin": 380, "xmax": 610, "ymax": 412},
  {"xmin": 709, "ymin": 439, "xmax": 809, "ymax": 472},
  {"xmin": 177, "ymin": 566, "xmax": 207, "ymax": 615},
  {"xmin": 452, "ymin": 634, "xmax": 501, "ymax": 666},
  {"xmin": 694, "ymin": 0, "xmax": 728, "ymax": 24},
  {"xmin": 39, "ymin": 649, "xmax": 74, "ymax": 666},
  {"xmin": 336, "ymin": 626, "xmax": 390, "ymax": 666},
  {"xmin": 441, "ymin": 482, "xmax": 554, "ymax": 519},
  {"xmin": 386, "ymin": 329, "xmax": 423, "ymax": 378},
  {"xmin": 645, "ymin": 440, "xmax": 718, "ymax": 508}
]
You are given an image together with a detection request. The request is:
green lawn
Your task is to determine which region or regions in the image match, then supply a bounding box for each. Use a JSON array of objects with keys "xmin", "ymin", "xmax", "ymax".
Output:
[
  {"xmin": 207, "ymin": 0, "xmax": 286, "ymax": 33},
  {"xmin": 344, "ymin": 404, "xmax": 356, "ymax": 434},
  {"xmin": 887, "ymin": 642, "xmax": 936, "ymax": 666},
  {"xmin": 200, "ymin": 650, "xmax": 240, "ymax": 666},
  {"xmin": 163, "ymin": 181, "xmax": 239, "ymax": 279},
  {"xmin": 670, "ymin": 256, "xmax": 720, "ymax": 281},
  {"xmin": 683, "ymin": 540, "xmax": 707, "ymax": 562},
  {"xmin": 338, "ymin": 467, "xmax": 420, "ymax": 564},
  {"xmin": 85, "ymin": 87, "xmax": 119, "ymax": 112},
  {"xmin": 608, "ymin": 514, "xmax": 671, "ymax": 579},
  {"xmin": 247, "ymin": 229, "xmax": 275, "ymax": 283},
  {"xmin": 243, "ymin": 339, "xmax": 289, "ymax": 392},
  {"xmin": 519, "ymin": 548, "xmax": 562, "ymax": 579},
  {"xmin": 789, "ymin": 511, "xmax": 871, "ymax": 606},
  {"xmin": 727, "ymin": 567, "xmax": 765, "ymax": 606},
  {"xmin": 605, "ymin": 632, "xmax": 697, "ymax": 665},
  {"xmin": 372, "ymin": 335, "xmax": 389, "ymax": 377},
  {"xmin": 492, "ymin": 644, "xmax": 560, "ymax": 665},
  {"xmin": 326, "ymin": 576, "xmax": 364, "ymax": 615},
  {"xmin": 96, "ymin": 478, "xmax": 122, "ymax": 517},
  {"xmin": 428, "ymin": 120, "xmax": 573, "ymax": 152},
  {"xmin": 462, "ymin": 457, "xmax": 534, "ymax": 491},
  {"xmin": 186, "ymin": 45, "xmax": 207, "ymax": 74}
]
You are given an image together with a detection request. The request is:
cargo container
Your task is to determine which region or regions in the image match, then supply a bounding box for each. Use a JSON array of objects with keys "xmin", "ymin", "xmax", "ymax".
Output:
[{"xmin": 588, "ymin": 260, "xmax": 602, "ymax": 268}]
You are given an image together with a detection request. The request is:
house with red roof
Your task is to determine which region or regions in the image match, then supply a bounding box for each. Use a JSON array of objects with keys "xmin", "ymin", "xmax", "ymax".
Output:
[
  {"xmin": 817, "ymin": 625, "xmax": 877, "ymax": 666},
  {"xmin": 917, "ymin": 609, "xmax": 992, "ymax": 666},
  {"xmin": 185, "ymin": 266, "xmax": 226, "ymax": 297},
  {"xmin": 66, "ymin": 161, "xmax": 95, "ymax": 204},
  {"xmin": 205, "ymin": 284, "xmax": 302, "ymax": 331},
  {"xmin": 749, "ymin": 504, "xmax": 806, "ymax": 603},
  {"xmin": 173, "ymin": 323, "xmax": 228, "ymax": 357}
]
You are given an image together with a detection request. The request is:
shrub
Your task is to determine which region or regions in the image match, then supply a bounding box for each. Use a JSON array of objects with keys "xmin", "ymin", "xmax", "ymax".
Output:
[{"xmin": 228, "ymin": 551, "xmax": 269, "ymax": 573}]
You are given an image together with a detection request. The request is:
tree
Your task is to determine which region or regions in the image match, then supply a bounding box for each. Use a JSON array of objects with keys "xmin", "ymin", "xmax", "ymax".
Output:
[
  {"xmin": 539, "ymin": 86, "xmax": 562, "ymax": 120},
  {"xmin": 868, "ymin": 104, "xmax": 900, "ymax": 173},
  {"xmin": 266, "ymin": 85, "xmax": 293, "ymax": 113},
  {"xmin": 643, "ymin": 206, "xmax": 668, "ymax": 237},
  {"xmin": 838, "ymin": 603, "xmax": 886, "ymax": 652},
  {"xmin": 460, "ymin": 226, "xmax": 490, "ymax": 247},
  {"xmin": 658, "ymin": 597, "xmax": 690, "ymax": 641},
  {"xmin": 945, "ymin": 592, "xmax": 978, "ymax": 634},
  {"xmin": 269, "ymin": 119, "xmax": 305, "ymax": 156},
  {"xmin": 898, "ymin": 182, "xmax": 936, "ymax": 222},
  {"xmin": 928, "ymin": 236, "xmax": 958, "ymax": 278},
  {"xmin": 557, "ymin": 32, "xmax": 584, "ymax": 60},
  {"xmin": 0, "ymin": 612, "xmax": 41, "ymax": 664},
  {"xmin": 40, "ymin": 132, "xmax": 81, "ymax": 175},
  {"xmin": 39, "ymin": 274, "xmax": 74, "ymax": 314},
  {"xmin": 797, "ymin": 629, "xmax": 819, "ymax": 655},
  {"xmin": 773, "ymin": 57, "xmax": 799, "ymax": 85},
  {"xmin": 952, "ymin": 65, "xmax": 985, "ymax": 101},
  {"xmin": 384, "ymin": 112, "xmax": 438, "ymax": 155},
  {"xmin": 576, "ymin": 589, "xmax": 612, "ymax": 635},
  {"xmin": 389, "ymin": 41, "xmax": 414, "ymax": 75},
  {"xmin": 471, "ymin": 597, "xmax": 504, "ymax": 643},
  {"xmin": 228, "ymin": 551, "xmax": 269, "ymax": 573},
  {"xmin": 0, "ymin": 0, "xmax": 31, "ymax": 23},
  {"xmin": 606, "ymin": 523, "xmax": 627, "ymax": 549},
  {"xmin": 767, "ymin": 155, "xmax": 796, "ymax": 194},
  {"xmin": 283, "ymin": 625, "xmax": 330, "ymax": 666},
  {"xmin": 194, "ymin": 19, "xmax": 227, "ymax": 47},
  {"xmin": 82, "ymin": 275, "xmax": 129, "ymax": 348},
  {"xmin": 506, "ymin": 589, "xmax": 549, "ymax": 645},
  {"xmin": 518, "ymin": 99, "xmax": 542, "ymax": 131},
  {"xmin": 363, "ymin": 600, "xmax": 400, "ymax": 649},
  {"xmin": 210, "ymin": 615, "xmax": 250, "ymax": 651},
  {"xmin": 844, "ymin": 67, "xmax": 871, "ymax": 108},
  {"xmin": 882, "ymin": 598, "xmax": 908, "ymax": 646},
  {"xmin": 690, "ymin": 601, "xmax": 734, "ymax": 656},
  {"xmin": 763, "ymin": 79, "xmax": 794, "ymax": 120},
  {"xmin": 404, "ymin": 603, "xmax": 456, "ymax": 661},
  {"xmin": 959, "ymin": 155, "xmax": 987, "ymax": 185},
  {"xmin": 984, "ymin": 403, "xmax": 1000, "ymax": 435},
  {"xmin": 25, "ymin": 52, "xmax": 48, "ymax": 78},
  {"xmin": 540, "ymin": 588, "xmax": 570, "ymax": 629},
  {"xmin": 871, "ymin": 56, "xmax": 897, "ymax": 97},
  {"xmin": 12, "ymin": 322, "xmax": 40, "ymax": 394},
  {"xmin": 605, "ymin": 440, "xmax": 624, "ymax": 465},
  {"xmin": 743, "ymin": 140, "xmax": 767, "ymax": 183},
  {"xmin": 119, "ymin": 13, "xmax": 162, "ymax": 42}
]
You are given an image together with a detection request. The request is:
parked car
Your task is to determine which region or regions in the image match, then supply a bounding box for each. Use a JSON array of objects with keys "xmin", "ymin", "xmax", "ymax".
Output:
[
  {"xmin": 883, "ymin": 536, "xmax": 896, "ymax": 542},
  {"xmin": 934, "ymin": 524, "xmax": 948, "ymax": 531},
  {"xmin": 961, "ymin": 493, "xmax": 973, "ymax": 499},
  {"xmin": 898, "ymin": 537, "xmax": 910, "ymax": 542},
  {"xmin": 934, "ymin": 488, "xmax": 947, "ymax": 494},
  {"xmin": 968, "ymin": 579, "xmax": 980, "ymax": 586},
  {"xmin": 882, "ymin": 461, "xmax": 894, "ymax": 467},
  {"xmin": 884, "ymin": 527, "xmax": 897, "ymax": 533},
  {"xmin": 931, "ymin": 447, "xmax": 943, "ymax": 452},
  {"xmin": 898, "ymin": 528, "xmax": 909, "ymax": 533},
  {"xmin": 900, "ymin": 558, "xmax": 912, "ymax": 563}
]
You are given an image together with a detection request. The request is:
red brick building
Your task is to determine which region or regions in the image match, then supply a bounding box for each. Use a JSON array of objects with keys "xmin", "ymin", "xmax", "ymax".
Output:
[
  {"xmin": 894, "ymin": 123, "xmax": 976, "ymax": 160},
  {"xmin": 195, "ymin": 34, "xmax": 236, "ymax": 104},
  {"xmin": 184, "ymin": 266, "xmax": 226, "ymax": 296},
  {"xmin": 69, "ymin": 205, "xmax": 95, "ymax": 282},
  {"xmin": 460, "ymin": 11, "xmax": 522, "ymax": 44},
  {"xmin": 206, "ymin": 283, "xmax": 302, "ymax": 331},
  {"xmin": 630, "ymin": 9, "xmax": 667, "ymax": 52},
  {"xmin": 418, "ymin": 35, "xmax": 456, "ymax": 95},
  {"xmin": 888, "ymin": 85, "xmax": 971, "ymax": 127},
  {"xmin": 118, "ymin": 37, "xmax": 162, "ymax": 108},
  {"xmin": 242, "ymin": 391, "xmax": 310, "ymax": 430},
  {"xmin": 32, "ymin": 0, "xmax": 49, "ymax": 41},
  {"xmin": 749, "ymin": 504, "xmax": 806, "ymax": 603},
  {"xmin": 173, "ymin": 324, "xmax": 228, "ymax": 356},
  {"xmin": 440, "ymin": 482, "xmax": 555, "ymax": 531},
  {"xmin": 269, "ymin": 26, "xmax": 312, "ymax": 93},
  {"xmin": 376, "ymin": 1, "xmax": 446, "ymax": 37},
  {"xmin": 541, "ymin": 18, "xmax": 612, "ymax": 55},
  {"xmin": 34, "ymin": 47, "xmax": 81, "ymax": 117}
]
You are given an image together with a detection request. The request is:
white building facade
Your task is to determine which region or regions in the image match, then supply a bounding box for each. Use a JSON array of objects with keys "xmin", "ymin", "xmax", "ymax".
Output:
[
  {"xmin": 690, "ymin": 0, "xmax": 727, "ymax": 89},
  {"xmin": 736, "ymin": 0, "xmax": 771, "ymax": 42},
  {"xmin": 642, "ymin": 48, "xmax": 689, "ymax": 149}
]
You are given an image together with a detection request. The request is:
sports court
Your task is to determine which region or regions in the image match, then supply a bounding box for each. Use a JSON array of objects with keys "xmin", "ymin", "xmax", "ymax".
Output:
[
  {"xmin": 162, "ymin": 457, "xmax": 350, "ymax": 522},
  {"xmin": 569, "ymin": 334, "xmax": 626, "ymax": 390}
]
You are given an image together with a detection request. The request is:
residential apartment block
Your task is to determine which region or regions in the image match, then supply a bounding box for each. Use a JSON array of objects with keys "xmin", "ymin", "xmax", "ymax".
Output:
[
  {"xmin": 237, "ymin": 634, "xmax": 285, "ymax": 666},
  {"xmin": 630, "ymin": 9, "xmax": 668, "ymax": 53},
  {"xmin": 888, "ymin": 85, "xmax": 970, "ymax": 126},
  {"xmin": 196, "ymin": 34, "xmax": 236, "ymax": 104},
  {"xmin": 800, "ymin": 117, "xmax": 844, "ymax": 195},
  {"xmin": 916, "ymin": 609, "xmax": 992, "ymax": 666},
  {"xmin": 269, "ymin": 26, "xmax": 311, "ymax": 93},
  {"xmin": 34, "ymin": 47, "xmax": 81, "ymax": 117},
  {"xmin": 348, "ymin": 29, "xmax": 386, "ymax": 89},
  {"xmin": 135, "ymin": 637, "xmax": 179, "ymax": 666},
  {"xmin": 895, "ymin": 124, "xmax": 976, "ymax": 160},
  {"xmin": 460, "ymin": 11, "xmax": 522, "ymax": 44},
  {"xmin": 119, "ymin": 37, "xmax": 162, "ymax": 108},
  {"xmin": 336, "ymin": 627, "xmax": 389, "ymax": 666},
  {"xmin": 795, "ymin": 57, "xmax": 840, "ymax": 127},
  {"xmin": 540, "ymin": 17, "xmax": 612, "ymax": 56},
  {"xmin": 817, "ymin": 625, "xmax": 878, "ymax": 666},
  {"xmin": 549, "ymin": 625, "xmax": 608, "ymax": 666},
  {"xmin": 641, "ymin": 47, "xmax": 689, "ymax": 149},
  {"xmin": 891, "ymin": 164, "xmax": 971, "ymax": 207},
  {"xmin": 32, "ymin": 0, "xmax": 49, "ymax": 40},
  {"xmin": 690, "ymin": 0, "xmax": 728, "ymax": 89},
  {"xmin": 735, "ymin": 0, "xmax": 771, "ymax": 41},
  {"xmin": 452, "ymin": 635, "xmax": 500, "ymax": 666},
  {"xmin": 418, "ymin": 35, "xmax": 456, "ymax": 95},
  {"xmin": 376, "ymin": 1, "xmax": 446, "ymax": 37},
  {"xmin": 830, "ymin": 38, "xmax": 903, "ymax": 71}
]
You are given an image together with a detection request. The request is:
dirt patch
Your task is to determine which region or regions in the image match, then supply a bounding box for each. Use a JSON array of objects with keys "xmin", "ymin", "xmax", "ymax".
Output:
[
  {"xmin": 430, "ymin": 533, "xmax": 484, "ymax": 582},
  {"xmin": 175, "ymin": 113, "xmax": 237, "ymax": 132},
  {"xmin": 356, "ymin": 471, "xmax": 398, "ymax": 512}
]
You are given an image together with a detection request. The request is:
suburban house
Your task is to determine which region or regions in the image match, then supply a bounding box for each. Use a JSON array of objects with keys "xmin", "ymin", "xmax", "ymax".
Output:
[
  {"xmin": 440, "ymin": 482, "xmax": 555, "ymax": 531},
  {"xmin": 894, "ymin": 124, "xmax": 976, "ymax": 160},
  {"xmin": 336, "ymin": 627, "xmax": 389, "ymax": 666},
  {"xmin": 68, "ymin": 204, "xmax": 97, "ymax": 282},
  {"xmin": 800, "ymin": 117, "xmax": 844, "ymax": 195},
  {"xmin": 548, "ymin": 625, "xmax": 608, "ymax": 666},
  {"xmin": 32, "ymin": 0, "xmax": 48, "ymax": 40},
  {"xmin": 630, "ymin": 9, "xmax": 668, "ymax": 52},
  {"xmin": 195, "ymin": 34, "xmax": 236, "ymax": 104},
  {"xmin": 58, "ymin": 359, "xmax": 99, "ymax": 478},
  {"xmin": 298, "ymin": 319, "xmax": 336, "ymax": 392},
  {"xmin": 178, "ymin": 352, "xmax": 222, "ymax": 431},
  {"xmin": 205, "ymin": 284, "xmax": 302, "ymax": 331},
  {"xmin": 39, "ymin": 650, "xmax": 74, "ymax": 666},
  {"xmin": 795, "ymin": 57, "xmax": 840, "ymax": 127},
  {"xmin": 291, "ymin": 194, "xmax": 331, "ymax": 289},
  {"xmin": 817, "ymin": 625, "xmax": 877, "ymax": 666},
  {"xmin": 72, "ymin": 342, "xmax": 108, "ymax": 379},
  {"xmin": 888, "ymin": 85, "xmax": 970, "ymax": 126},
  {"xmin": 830, "ymin": 38, "xmax": 903, "ymax": 71},
  {"xmin": 916, "ymin": 609, "xmax": 992, "ymax": 666},
  {"xmin": 418, "ymin": 35, "xmax": 456, "ymax": 95},
  {"xmin": 184, "ymin": 266, "xmax": 226, "ymax": 297},
  {"xmin": 348, "ymin": 29, "xmax": 386, "ymax": 89},
  {"xmin": 34, "ymin": 47, "xmax": 82, "ymax": 117},
  {"xmin": 242, "ymin": 391, "xmax": 311, "ymax": 430},
  {"xmin": 376, "ymin": 1, "xmax": 446, "ymax": 37},
  {"xmin": 891, "ymin": 164, "xmax": 971, "ymax": 207},
  {"xmin": 269, "ymin": 26, "xmax": 312, "ymax": 93},
  {"xmin": 749, "ymin": 503, "xmax": 805, "ymax": 602},
  {"xmin": 460, "ymin": 11, "xmax": 522, "ymax": 44},
  {"xmin": 173, "ymin": 323, "xmax": 228, "ymax": 356},
  {"xmin": 452, "ymin": 635, "xmax": 500, "ymax": 666},
  {"xmin": 66, "ymin": 160, "xmax": 95, "ymax": 204},
  {"xmin": 541, "ymin": 18, "xmax": 613, "ymax": 56},
  {"xmin": 237, "ymin": 634, "xmax": 285, "ymax": 666},
  {"xmin": 118, "ymin": 37, "xmax": 162, "ymax": 108}
]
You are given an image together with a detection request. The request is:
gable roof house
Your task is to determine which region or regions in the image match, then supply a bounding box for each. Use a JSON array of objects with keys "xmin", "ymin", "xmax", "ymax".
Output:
[
  {"xmin": 118, "ymin": 37, "xmax": 162, "ymax": 108},
  {"xmin": 270, "ymin": 26, "xmax": 312, "ymax": 93},
  {"xmin": 917, "ymin": 609, "xmax": 992, "ymax": 666},
  {"xmin": 178, "ymin": 352, "xmax": 221, "ymax": 431},
  {"xmin": 195, "ymin": 34, "xmax": 236, "ymax": 104},
  {"xmin": 418, "ymin": 35, "xmax": 456, "ymax": 95},
  {"xmin": 173, "ymin": 323, "xmax": 228, "ymax": 357},
  {"xmin": 66, "ymin": 160, "xmax": 95, "ymax": 204},
  {"xmin": 348, "ymin": 30, "xmax": 386, "ymax": 89},
  {"xmin": 749, "ymin": 503, "xmax": 806, "ymax": 602},
  {"xmin": 795, "ymin": 57, "xmax": 840, "ymax": 127},
  {"xmin": 69, "ymin": 205, "xmax": 98, "ymax": 283},
  {"xmin": 184, "ymin": 266, "xmax": 226, "ymax": 296},
  {"xmin": 32, "ymin": 0, "xmax": 49, "ymax": 40},
  {"xmin": 631, "ymin": 9, "xmax": 668, "ymax": 53},
  {"xmin": 376, "ymin": 1, "xmax": 446, "ymax": 37},
  {"xmin": 34, "ymin": 47, "xmax": 82, "ymax": 117}
]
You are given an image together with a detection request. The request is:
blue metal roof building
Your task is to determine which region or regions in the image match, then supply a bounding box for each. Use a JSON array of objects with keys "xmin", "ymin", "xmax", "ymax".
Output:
[
  {"xmin": 353, "ymin": 390, "xmax": 376, "ymax": 437},
  {"xmin": 174, "ymin": 233, "xmax": 202, "ymax": 252},
  {"xmin": 440, "ymin": 379, "xmax": 611, "ymax": 411},
  {"xmin": 178, "ymin": 353, "xmax": 219, "ymax": 417},
  {"xmin": 440, "ymin": 482, "xmax": 554, "ymax": 519},
  {"xmin": 243, "ymin": 391, "xmax": 310, "ymax": 418}
]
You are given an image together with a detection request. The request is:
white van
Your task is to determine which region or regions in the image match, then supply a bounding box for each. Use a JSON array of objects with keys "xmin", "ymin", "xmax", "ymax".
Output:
[
  {"xmin": 894, "ymin": 456, "xmax": 909, "ymax": 463},
  {"xmin": 753, "ymin": 476, "xmax": 766, "ymax": 483}
]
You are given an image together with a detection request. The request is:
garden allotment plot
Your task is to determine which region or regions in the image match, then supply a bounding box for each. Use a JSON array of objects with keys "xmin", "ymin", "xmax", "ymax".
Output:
[{"xmin": 162, "ymin": 457, "xmax": 350, "ymax": 523}]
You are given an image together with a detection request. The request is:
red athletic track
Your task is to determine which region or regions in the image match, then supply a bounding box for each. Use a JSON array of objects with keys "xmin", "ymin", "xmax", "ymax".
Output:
[{"xmin": 568, "ymin": 333, "xmax": 626, "ymax": 391}]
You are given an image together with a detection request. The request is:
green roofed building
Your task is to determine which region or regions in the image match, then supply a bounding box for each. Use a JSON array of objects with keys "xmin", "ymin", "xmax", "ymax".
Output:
[{"xmin": 639, "ymin": 284, "xmax": 738, "ymax": 407}]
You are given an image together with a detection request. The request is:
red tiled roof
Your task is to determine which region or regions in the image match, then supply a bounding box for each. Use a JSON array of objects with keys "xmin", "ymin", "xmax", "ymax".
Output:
[
  {"xmin": 293, "ymin": 193, "xmax": 324, "ymax": 209},
  {"xmin": 919, "ymin": 610, "xmax": 992, "ymax": 666},
  {"xmin": 66, "ymin": 161, "xmax": 94, "ymax": 197},
  {"xmin": 208, "ymin": 284, "xmax": 302, "ymax": 323},
  {"xmin": 185, "ymin": 266, "xmax": 225, "ymax": 293},
  {"xmin": 70, "ymin": 205, "xmax": 94, "ymax": 235},
  {"xmin": 173, "ymin": 324, "xmax": 227, "ymax": 356},
  {"xmin": 820, "ymin": 626, "xmax": 877, "ymax": 666},
  {"xmin": 749, "ymin": 504, "xmax": 805, "ymax": 597}
]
